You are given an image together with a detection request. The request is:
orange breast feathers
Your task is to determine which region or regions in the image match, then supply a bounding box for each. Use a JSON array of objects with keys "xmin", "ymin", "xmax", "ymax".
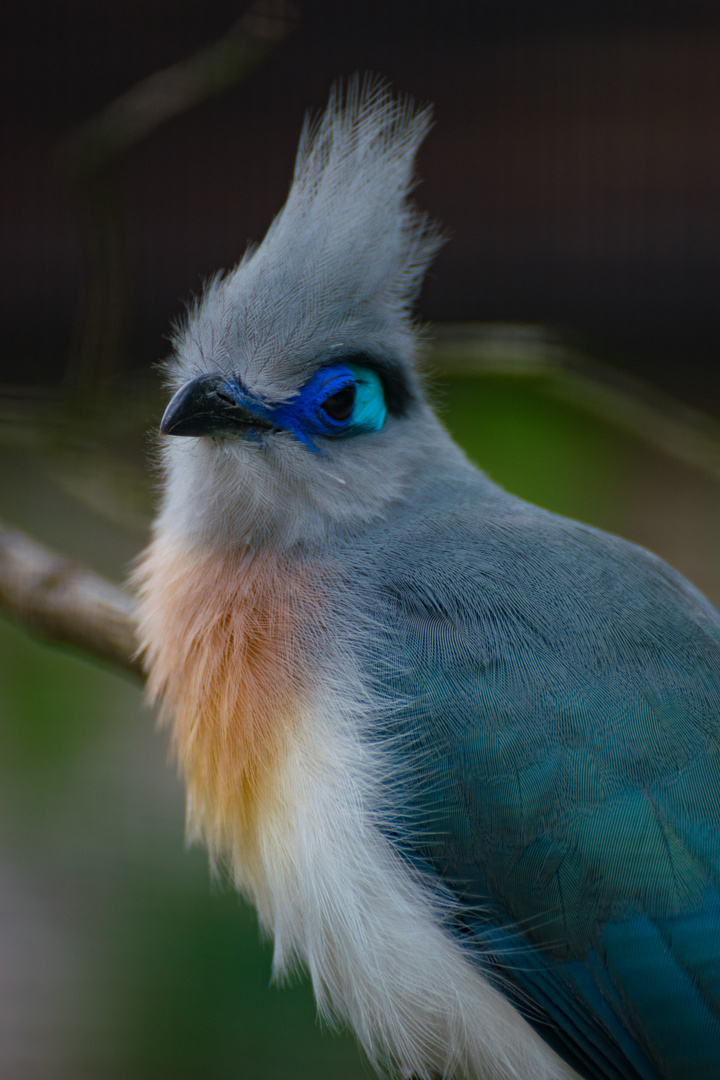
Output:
[{"xmin": 134, "ymin": 537, "xmax": 318, "ymax": 857}]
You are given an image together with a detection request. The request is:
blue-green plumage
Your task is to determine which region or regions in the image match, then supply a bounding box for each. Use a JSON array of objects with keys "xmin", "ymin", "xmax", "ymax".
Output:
[{"xmin": 355, "ymin": 464, "xmax": 720, "ymax": 1080}]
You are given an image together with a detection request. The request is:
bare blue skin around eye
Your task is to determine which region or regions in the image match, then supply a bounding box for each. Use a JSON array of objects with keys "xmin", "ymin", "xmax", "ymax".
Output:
[
  {"xmin": 345, "ymin": 365, "xmax": 387, "ymax": 435},
  {"xmin": 271, "ymin": 364, "xmax": 387, "ymax": 450}
]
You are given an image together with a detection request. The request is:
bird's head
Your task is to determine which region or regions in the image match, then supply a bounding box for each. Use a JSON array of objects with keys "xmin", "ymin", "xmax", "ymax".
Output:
[{"xmin": 157, "ymin": 80, "xmax": 448, "ymax": 552}]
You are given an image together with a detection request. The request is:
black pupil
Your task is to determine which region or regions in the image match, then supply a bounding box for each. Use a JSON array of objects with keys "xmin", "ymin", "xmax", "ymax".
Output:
[{"xmin": 322, "ymin": 384, "xmax": 356, "ymax": 422}]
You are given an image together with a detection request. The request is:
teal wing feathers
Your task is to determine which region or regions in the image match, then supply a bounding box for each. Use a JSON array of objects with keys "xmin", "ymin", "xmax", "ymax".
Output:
[{"xmin": 374, "ymin": 500, "xmax": 720, "ymax": 1080}]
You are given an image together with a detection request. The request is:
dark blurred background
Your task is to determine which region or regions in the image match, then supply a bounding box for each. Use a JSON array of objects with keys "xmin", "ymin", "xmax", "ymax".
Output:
[{"xmin": 3, "ymin": 0, "xmax": 720, "ymax": 406}]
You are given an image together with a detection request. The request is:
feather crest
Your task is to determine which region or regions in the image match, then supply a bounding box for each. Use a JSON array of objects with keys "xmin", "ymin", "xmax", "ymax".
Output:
[{"xmin": 172, "ymin": 77, "xmax": 442, "ymax": 398}]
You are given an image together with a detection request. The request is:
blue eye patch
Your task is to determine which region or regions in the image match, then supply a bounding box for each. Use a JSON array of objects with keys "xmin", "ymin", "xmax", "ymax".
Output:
[{"xmin": 272, "ymin": 364, "xmax": 387, "ymax": 450}]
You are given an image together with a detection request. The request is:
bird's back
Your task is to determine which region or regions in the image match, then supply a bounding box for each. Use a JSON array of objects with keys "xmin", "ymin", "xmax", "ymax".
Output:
[{"xmin": 348, "ymin": 467, "xmax": 720, "ymax": 1080}]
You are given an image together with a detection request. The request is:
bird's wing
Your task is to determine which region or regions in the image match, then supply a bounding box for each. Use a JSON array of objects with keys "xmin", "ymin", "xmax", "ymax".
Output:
[{"xmin": 377, "ymin": 503, "xmax": 720, "ymax": 1080}]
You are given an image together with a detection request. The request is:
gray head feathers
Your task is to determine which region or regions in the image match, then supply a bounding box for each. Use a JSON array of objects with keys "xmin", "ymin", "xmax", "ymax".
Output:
[
  {"xmin": 158, "ymin": 79, "xmax": 467, "ymax": 552},
  {"xmin": 171, "ymin": 78, "xmax": 442, "ymax": 402}
]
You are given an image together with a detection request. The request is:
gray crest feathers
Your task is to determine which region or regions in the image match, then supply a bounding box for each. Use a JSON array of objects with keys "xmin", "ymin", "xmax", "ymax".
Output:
[
  {"xmin": 174, "ymin": 78, "xmax": 442, "ymax": 397},
  {"xmin": 281, "ymin": 77, "xmax": 440, "ymax": 320}
]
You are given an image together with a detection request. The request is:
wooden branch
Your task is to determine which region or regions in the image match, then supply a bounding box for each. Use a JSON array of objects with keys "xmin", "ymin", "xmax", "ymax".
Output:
[{"xmin": 0, "ymin": 521, "xmax": 142, "ymax": 680}]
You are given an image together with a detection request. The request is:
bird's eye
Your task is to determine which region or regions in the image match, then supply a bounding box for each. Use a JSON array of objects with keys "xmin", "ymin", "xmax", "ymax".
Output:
[
  {"xmin": 281, "ymin": 363, "xmax": 384, "ymax": 447},
  {"xmin": 322, "ymin": 384, "xmax": 356, "ymax": 422}
]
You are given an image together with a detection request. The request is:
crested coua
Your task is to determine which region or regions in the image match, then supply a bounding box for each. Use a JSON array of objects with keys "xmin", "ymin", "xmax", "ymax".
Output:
[{"xmin": 135, "ymin": 81, "xmax": 720, "ymax": 1080}]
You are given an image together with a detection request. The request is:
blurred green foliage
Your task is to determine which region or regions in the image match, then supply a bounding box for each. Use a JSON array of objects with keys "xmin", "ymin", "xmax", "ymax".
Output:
[{"xmin": 436, "ymin": 375, "xmax": 625, "ymax": 528}]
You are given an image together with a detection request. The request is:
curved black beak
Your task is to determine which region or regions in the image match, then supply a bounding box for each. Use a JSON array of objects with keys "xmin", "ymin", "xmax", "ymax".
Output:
[{"xmin": 160, "ymin": 375, "xmax": 276, "ymax": 437}]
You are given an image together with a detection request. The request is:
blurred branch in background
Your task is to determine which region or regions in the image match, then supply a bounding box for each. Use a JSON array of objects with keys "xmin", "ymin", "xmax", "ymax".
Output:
[
  {"xmin": 61, "ymin": 0, "xmax": 298, "ymax": 393},
  {"xmin": 0, "ymin": 521, "xmax": 140, "ymax": 679},
  {"xmin": 433, "ymin": 325, "xmax": 720, "ymax": 485}
]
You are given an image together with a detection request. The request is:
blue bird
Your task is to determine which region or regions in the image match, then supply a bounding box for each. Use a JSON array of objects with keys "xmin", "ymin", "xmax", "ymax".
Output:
[{"xmin": 135, "ymin": 79, "xmax": 720, "ymax": 1080}]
